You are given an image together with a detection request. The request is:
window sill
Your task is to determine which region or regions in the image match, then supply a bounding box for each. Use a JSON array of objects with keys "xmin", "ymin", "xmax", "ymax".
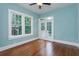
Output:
[{"xmin": 9, "ymin": 33, "xmax": 33, "ymax": 40}]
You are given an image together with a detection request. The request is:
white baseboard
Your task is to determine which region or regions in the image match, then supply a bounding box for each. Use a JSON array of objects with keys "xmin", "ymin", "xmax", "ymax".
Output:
[
  {"xmin": 0, "ymin": 37, "xmax": 38, "ymax": 52},
  {"xmin": 42, "ymin": 39, "xmax": 79, "ymax": 48},
  {"xmin": 0, "ymin": 38, "xmax": 79, "ymax": 52}
]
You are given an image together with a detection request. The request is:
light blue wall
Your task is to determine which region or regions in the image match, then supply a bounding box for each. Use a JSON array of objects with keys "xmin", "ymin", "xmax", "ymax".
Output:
[
  {"xmin": 0, "ymin": 3, "xmax": 39, "ymax": 47},
  {"xmin": 0, "ymin": 5, "xmax": 3, "ymax": 46},
  {"xmin": 0, "ymin": 3, "xmax": 78, "ymax": 48},
  {"xmin": 40, "ymin": 4, "xmax": 78, "ymax": 43},
  {"xmin": 78, "ymin": 4, "xmax": 79, "ymax": 43}
]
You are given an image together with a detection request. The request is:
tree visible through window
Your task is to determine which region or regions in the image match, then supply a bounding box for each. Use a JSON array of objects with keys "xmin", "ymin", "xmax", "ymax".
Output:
[
  {"xmin": 9, "ymin": 9, "xmax": 33, "ymax": 38},
  {"xmin": 25, "ymin": 17, "xmax": 31, "ymax": 34},
  {"xmin": 12, "ymin": 13, "xmax": 22, "ymax": 35}
]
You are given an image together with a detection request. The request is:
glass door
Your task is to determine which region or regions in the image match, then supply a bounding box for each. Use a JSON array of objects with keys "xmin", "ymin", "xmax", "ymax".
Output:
[
  {"xmin": 39, "ymin": 17, "xmax": 54, "ymax": 40},
  {"xmin": 39, "ymin": 19, "xmax": 46, "ymax": 39},
  {"xmin": 46, "ymin": 19, "xmax": 53, "ymax": 40}
]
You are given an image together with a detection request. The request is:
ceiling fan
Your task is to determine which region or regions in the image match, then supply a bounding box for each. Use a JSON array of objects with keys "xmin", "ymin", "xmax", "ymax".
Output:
[{"xmin": 29, "ymin": 3, "xmax": 51, "ymax": 9}]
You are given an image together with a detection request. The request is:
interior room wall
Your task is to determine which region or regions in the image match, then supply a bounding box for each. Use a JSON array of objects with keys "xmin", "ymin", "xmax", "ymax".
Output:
[
  {"xmin": 0, "ymin": 3, "xmax": 39, "ymax": 47},
  {"xmin": 40, "ymin": 4, "xmax": 78, "ymax": 43},
  {"xmin": 0, "ymin": 3, "xmax": 78, "ymax": 49}
]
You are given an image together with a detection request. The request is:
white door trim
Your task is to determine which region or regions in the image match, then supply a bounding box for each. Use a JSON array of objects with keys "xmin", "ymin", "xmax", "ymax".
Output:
[{"xmin": 38, "ymin": 16, "xmax": 54, "ymax": 40}]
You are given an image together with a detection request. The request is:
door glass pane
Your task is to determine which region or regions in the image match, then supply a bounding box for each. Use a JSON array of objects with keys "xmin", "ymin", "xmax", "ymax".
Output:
[
  {"xmin": 12, "ymin": 13, "xmax": 22, "ymax": 35},
  {"xmin": 25, "ymin": 16, "xmax": 31, "ymax": 34},
  {"xmin": 47, "ymin": 22, "xmax": 52, "ymax": 36},
  {"xmin": 41, "ymin": 23, "xmax": 45, "ymax": 30}
]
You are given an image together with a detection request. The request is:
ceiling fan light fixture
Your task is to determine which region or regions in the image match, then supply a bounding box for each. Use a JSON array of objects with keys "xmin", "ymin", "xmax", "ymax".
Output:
[
  {"xmin": 36, "ymin": 0, "xmax": 42, "ymax": 6},
  {"xmin": 37, "ymin": 3, "xmax": 42, "ymax": 6}
]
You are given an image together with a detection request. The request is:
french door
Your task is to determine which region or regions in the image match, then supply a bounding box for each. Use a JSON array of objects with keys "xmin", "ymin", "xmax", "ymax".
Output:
[{"xmin": 39, "ymin": 17, "xmax": 54, "ymax": 40}]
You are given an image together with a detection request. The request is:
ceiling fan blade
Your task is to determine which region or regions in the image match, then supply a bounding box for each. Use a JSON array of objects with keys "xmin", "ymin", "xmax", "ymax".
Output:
[
  {"xmin": 29, "ymin": 3, "xmax": 36, "ymax": 5},
  {"xmin": 43, "ymin": 3, "xmax": 51, "ymax": 5}
]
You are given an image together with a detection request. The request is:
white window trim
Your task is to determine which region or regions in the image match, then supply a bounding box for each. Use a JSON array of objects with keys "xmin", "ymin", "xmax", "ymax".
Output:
[{"xmin": 8, "ymin": 9, "xmax": 33, "ymax": 39}]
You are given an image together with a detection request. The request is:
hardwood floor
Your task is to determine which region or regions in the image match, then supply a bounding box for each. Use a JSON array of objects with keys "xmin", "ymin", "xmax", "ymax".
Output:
[{"xmin": 0, "ymin": 39, "xmax": 79, "ymax": 56}]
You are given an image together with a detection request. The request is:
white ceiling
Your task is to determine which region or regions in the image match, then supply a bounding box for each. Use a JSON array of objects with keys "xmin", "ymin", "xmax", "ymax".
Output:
[{"xmin": 18, "ymin": 3, "xmax": 73, "ymax": 14}]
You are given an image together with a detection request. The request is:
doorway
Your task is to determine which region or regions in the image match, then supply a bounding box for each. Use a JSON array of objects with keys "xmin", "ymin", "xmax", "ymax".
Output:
[{"xmin": 39, "ymin": 17, "xmax": 54, "ymax": 41}]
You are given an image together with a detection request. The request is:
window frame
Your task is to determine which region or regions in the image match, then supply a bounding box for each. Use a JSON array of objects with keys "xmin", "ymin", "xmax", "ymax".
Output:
[{"xmin": 8, "ymin": 9, "xmax": 33, "ymax": 39}]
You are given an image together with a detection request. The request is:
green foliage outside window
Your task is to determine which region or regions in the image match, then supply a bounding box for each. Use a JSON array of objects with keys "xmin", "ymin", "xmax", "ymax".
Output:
[
  {"xmin": 12, "ymin": 13, "xmax": 22, "ymax": 35},
  {"xmin": 47, "ymin": 22, "xmax": 52, "ymax": 36},
  {"xmin": 25, "ymin": 17, "xmax": 31, "ymax": 34}
]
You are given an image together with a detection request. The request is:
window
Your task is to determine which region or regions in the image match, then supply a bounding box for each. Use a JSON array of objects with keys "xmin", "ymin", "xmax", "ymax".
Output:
[
  {"xmin": 8, "ymin": 9, "xmax": 33, "ymax": 39},
  {"xmin": 47, "ymin": 22, "xmax": 52, "ymax": 36},
  {"xmin": 41, "ymin": 23, "xmax": 45, "ymax": 30},
  {"xmin": 12, "ymin": 13, "xmax": 22, "ymax": 35},
  {"xmin": 25, "ymin": 16, "xmax": 31, "ymax": 34}
]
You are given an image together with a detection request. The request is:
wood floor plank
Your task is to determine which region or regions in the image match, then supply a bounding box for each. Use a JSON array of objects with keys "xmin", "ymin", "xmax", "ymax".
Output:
[{"xmin": 0, "ymin": 39, "xmax": 79, "ymax": 56}]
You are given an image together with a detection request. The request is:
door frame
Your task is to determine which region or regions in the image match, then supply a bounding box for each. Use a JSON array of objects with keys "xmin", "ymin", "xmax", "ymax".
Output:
[{"xmin": 38, "ymin": 16, "xmax": 54, "ymax": 40}]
